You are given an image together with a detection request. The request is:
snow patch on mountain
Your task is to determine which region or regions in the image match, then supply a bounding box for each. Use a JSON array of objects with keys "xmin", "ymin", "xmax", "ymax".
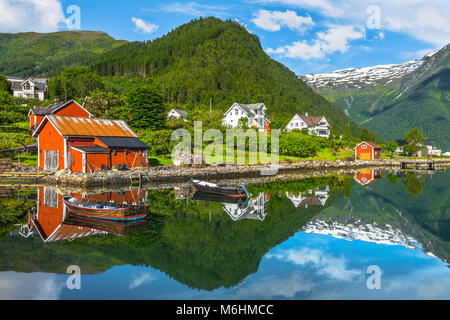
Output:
[{"xmin": 301, "ymin": 59, "xmax": 425, "ymax": 89}]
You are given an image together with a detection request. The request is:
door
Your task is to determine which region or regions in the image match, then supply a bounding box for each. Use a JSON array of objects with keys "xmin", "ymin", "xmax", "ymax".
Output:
[
  {"xmin": 44, "ymin": 150, "xmax": 59, "ymax": 172},
  {"xmin": 359, "ymin": 151, "xmax": 371, "ymax": 160}
]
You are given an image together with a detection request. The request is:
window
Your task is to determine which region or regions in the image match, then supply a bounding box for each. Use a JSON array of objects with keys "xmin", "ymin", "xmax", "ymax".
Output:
[
  {"xmin": 235, "ymin": 109, "xmax": 239, "ymax": 116},
  {"xmin": 361, "ymin": 145, "xmax": 367, "ymax": 149}
]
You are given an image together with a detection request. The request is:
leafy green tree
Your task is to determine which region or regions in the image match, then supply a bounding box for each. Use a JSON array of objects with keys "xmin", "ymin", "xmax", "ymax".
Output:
[
  {"xmin": 343, "ymin": 123, "xmax": 352, "ymax": 141},
  {"xmin": 0, "ymin": 91, "xmax": 13, "ymax": 106},
  {"xmin": 127, "ymin": 87, "xmax": 166, "ymax": 130},
  {"xmin": 0, "ymin": 75, "xmax": 9, "ymax": 93},
  {"xmin": 360, "ymin": 128, "xmax": 376, "ymax": 142},
  {"xmin": 84, "ymin": 89, "xmax": 128, "ymax": 120},
  {"xmin": 387, "ymin": 140, "xmax": 399, "ymax": 154},
  {"xmin": 403, "ymin": 128, "xmax": 424, "ymax": 156},
  {"xmin": 238, "ymin": 117, "xmax": 249, "ymax": 129},
  {"xmin": 48, "ymin": 66, "xmax": 104, "ymax": 101}
]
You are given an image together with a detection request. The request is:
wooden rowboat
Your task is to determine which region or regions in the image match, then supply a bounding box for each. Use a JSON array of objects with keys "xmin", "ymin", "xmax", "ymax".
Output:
[
  {"xmin": 191, "ymin": 180, "xmax": 250, "ymax": 198},
  {"xmin": 63, "ymin": 197, "xmax": 149, "ymax": 221}
]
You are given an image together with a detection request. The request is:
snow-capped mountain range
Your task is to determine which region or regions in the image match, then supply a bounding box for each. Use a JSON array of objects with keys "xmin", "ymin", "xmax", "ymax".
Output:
[{"xmin": 300, "ymin": 51, "xmax": 438, "ymax": 89}]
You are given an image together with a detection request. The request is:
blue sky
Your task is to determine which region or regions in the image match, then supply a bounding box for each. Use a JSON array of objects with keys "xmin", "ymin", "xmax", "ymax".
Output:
[{"xmin": 0, "ymin": 0, "xmax": 449, "ymax": 74}]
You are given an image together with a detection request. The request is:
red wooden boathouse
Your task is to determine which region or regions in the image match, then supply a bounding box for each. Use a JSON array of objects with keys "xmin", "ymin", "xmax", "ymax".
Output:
[
  {"xmin": 33, "ymin": 116, "xmax": 149, "ymax": 172},
  {"xmin": 355, "ymin": 141, "xmax": 382, "ymax": 160}
]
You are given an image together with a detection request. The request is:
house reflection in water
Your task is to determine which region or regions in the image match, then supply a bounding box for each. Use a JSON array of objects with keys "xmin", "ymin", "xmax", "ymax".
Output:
[
  {"xmin": 286, "ymin": 186, "xmax": 330, "ymax": 208},
  {"xmin": 223, "ymin": 193, "xmax": 271, "ymax": 222},
  {"xmin": 354, "ymin": 170, "xmax": 382, "ymax": 186},
  {"xmin": 19, "ymin": 186, "xmax": 148, "ymax": 243}
]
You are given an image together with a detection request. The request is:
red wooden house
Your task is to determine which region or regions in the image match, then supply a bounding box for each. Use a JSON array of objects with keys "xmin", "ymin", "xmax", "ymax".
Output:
[
  {"xmin": 33, "ymin": 116, "xmax": 149, "ymax": 172},
  {"xmin": 29, "ymin": 100, "xmax": 92, "ymax": 132},
  {"xmin": 355, "ymin": 141, "xmax": 382, "ymax": 160}
]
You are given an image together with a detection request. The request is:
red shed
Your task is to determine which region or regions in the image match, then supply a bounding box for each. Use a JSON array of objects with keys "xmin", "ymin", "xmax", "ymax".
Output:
[
  {"xmin": 33, "ymin": 116, "xmax": 149, "ymax": 172},
  {"xmin": 355, "ymin": 141, "xmax": 382, "ymax": 160},
  {"xmin": 29, "ymin": 100, "xmax": 92, "ymax": 132}
]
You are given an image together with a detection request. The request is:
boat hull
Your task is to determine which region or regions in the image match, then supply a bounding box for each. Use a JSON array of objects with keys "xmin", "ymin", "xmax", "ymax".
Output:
[
  {"xmin": 63, "ymin": 197, "xmax": 149, "ymax": 221},
  {"xmin": 192, "ymin": 180, "xmax": 247, "ymax": 197}
]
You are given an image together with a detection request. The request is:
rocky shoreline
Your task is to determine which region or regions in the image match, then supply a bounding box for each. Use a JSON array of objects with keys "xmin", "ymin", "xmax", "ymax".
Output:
[{"xmin": 36, "ymin": 158, "xmax": 450, "ymax": 189}]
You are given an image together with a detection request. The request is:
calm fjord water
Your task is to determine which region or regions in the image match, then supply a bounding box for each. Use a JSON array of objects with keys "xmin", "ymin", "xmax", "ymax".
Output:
[{"xmin": 0, "ymin": 169, "xmax": 448, "ymax": 300}]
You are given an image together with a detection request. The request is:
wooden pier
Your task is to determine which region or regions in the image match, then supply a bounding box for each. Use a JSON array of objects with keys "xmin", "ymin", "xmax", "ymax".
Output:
[{"xmin": 399, "ymin": 159, "xmax": 447, "ymax": 171}]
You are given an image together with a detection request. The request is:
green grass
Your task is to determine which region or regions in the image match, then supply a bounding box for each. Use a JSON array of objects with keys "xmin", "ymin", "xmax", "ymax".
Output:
[{"xmin": 11, "ymin": 154, "xmax": 37, "ymax": 166}]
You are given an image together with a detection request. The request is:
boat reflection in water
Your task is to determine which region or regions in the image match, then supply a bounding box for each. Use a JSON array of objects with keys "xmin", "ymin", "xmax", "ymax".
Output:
[
  {"xmin": 354, "ymin": 169, "xmax": 382, "ymax": 186},
  {"xmin": 18, "ymin": 187, "xmax": 149, "ymax": 243}
]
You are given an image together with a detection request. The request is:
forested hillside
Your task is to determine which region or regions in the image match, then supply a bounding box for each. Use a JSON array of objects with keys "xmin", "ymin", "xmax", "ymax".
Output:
[
  {"xmin": 91, "ymin": 17, "xmax": 366, "ymax": 135},
  {"xmin": 0, "ymin": 31, "xmax": 126, "ymax": 77}
]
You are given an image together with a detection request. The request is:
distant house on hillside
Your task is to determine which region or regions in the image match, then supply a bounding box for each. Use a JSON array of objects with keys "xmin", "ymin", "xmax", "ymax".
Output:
[
  {"xmin": 33, "ymin": 116, "xmax": 149, "ymax": 172},
  {"xmin": 7, "ymin": 76, "xmax": 48, "ymax": 100},
  {"xmin": 425, "ymin": 140, "xmax": 442, "ymax": 157},
  {"xmin": 29, "ymin": 100, "xmax": 92, "ymax": 132},
  {"xmin": 285, "ymin": 113, "xmax": 331, "ymax": 138},
  {"xmin": 222, "ymin": 103, "xmax": 269, "ymax": 132},
  {"xmin": 168, "ymin": 109, "xmax": 187, "ymax": 121}
]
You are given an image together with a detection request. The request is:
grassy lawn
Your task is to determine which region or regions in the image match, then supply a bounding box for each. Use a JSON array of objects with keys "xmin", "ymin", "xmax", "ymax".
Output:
[
  {"xmin": 148, "ymin": 147, "xmax": 355, "ymax": 166},
  {"xmin": 11, "ymin": 153, "xmax": 38, "ymax": 166}
]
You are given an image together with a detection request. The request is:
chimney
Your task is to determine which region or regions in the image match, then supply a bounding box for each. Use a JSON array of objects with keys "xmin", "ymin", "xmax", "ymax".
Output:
[{"xmin": 305, "ymin": 112, "xmax": 309, "ymax": 117}]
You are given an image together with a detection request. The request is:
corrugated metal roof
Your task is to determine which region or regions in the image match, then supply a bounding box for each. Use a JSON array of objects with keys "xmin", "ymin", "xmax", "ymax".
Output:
[
  {"xmin": 97, "ymin": 137, "xmax": 149, "ymax": 149},
  {"xmin": 48, "ymin": 116, "xmax": 138, "ymax": 138},
  {"xmin": 363, "ymin": 141, "xmax": 382, "ymax": 149}
]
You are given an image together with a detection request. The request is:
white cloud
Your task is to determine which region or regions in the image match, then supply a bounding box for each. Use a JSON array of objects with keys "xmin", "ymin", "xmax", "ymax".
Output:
[
  {"xmin": 129, "ymin": 272, "xmax": 155, "ymax": 290},
  {"xmin": 252, "ymin": 0, "xmax": 450, "ymax": 47},
  {"xmin": 0, "ymin": 272, "xmax": 65, "ymax": 300},
  {"xmin": 235, "ymin": 272, "xmax": 316, "ymax": 299},
  {"xmin": 161, "ymin": 2, "xmax": 228, "ymax": 17},
  {"xmin": 267, "ymin": 25, "xmax": 364, "ymax": 60},
  {"xmin": 0, "ymin": 0, "xmax": 66, "ymax": 33},
  {"xmin": 131, "ymin": 17, "xmax": 159, "ymax": 34},
  {"xmin": 251, "ymin": 9, "xmax": 314, "ymax": 33},
  {"xmin": 267, "ymin": 248, "xmax": 363, "ymax": 281}
]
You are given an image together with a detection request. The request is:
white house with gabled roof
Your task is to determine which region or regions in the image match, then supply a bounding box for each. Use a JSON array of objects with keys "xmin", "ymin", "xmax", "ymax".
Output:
[
  {"xmin": 222, "ymin": 103, "xmax": 268, "ymax": 132},
  {"xmin": 168, "ymin": 108, "xmax": 187, "ymax": 121},
  {"xmin": 285, "ymin": 113, "xmax": 331, "ymax": 138},
  {"xmin": 8, "ymin": 77, "xmax": 48, "ymax": 100}
]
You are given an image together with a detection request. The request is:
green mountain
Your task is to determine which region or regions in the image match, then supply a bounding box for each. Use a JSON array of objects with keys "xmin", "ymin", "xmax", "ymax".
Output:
[
  {"xmin": 302, "ymin": 44, "xmax": 450, "ymax": 150},
  {"xmin": 0, "ymin": 31, "xmax": 127, "ymax": 77},
  {"xmin": 91, "ymin": 17, "xmax": 367, "ymax": 135}
]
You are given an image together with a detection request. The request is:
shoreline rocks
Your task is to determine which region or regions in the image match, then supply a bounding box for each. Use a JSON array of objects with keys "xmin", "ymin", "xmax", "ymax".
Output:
[{"xmin": 38, "ymin": 158, "xmax": 450, "ymax": 189}]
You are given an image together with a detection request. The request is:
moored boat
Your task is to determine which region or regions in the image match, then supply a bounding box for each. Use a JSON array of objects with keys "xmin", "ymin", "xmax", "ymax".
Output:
[
  {"xmin": 191, "ymin": 179, "xmax": 250, "ymax": 198},
  {"xmin": 63, "ymin": 197, "xmax": 149, "ymax": 221}
]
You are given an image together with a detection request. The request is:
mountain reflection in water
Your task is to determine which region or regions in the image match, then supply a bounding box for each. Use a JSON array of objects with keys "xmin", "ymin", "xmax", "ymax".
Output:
[{"xmin": 0, "ymin": 169, "xmax": 448, "ymax": 299}]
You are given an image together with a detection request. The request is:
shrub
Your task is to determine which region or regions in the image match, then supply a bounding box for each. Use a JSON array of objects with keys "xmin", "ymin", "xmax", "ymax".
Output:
[{"xmin": 279, "ymin": 132, "xmax": 323, "ymax": 158}]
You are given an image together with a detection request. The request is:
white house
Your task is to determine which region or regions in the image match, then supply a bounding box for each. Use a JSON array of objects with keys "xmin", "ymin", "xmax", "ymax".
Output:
[
  {"xmin": 285, "ymin": 113, "xmax": 331, "ymax": 138},
  {"xmin": 8, "ymin": 77, "xmax": 48, "ymax": 101},
  {"xmin": 223, "ymin": 103, "xmax": 269, "ymax": 132},
  {"xmin": 167, "ymin": 109, "xmax": 187, "ymax": 121}
]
